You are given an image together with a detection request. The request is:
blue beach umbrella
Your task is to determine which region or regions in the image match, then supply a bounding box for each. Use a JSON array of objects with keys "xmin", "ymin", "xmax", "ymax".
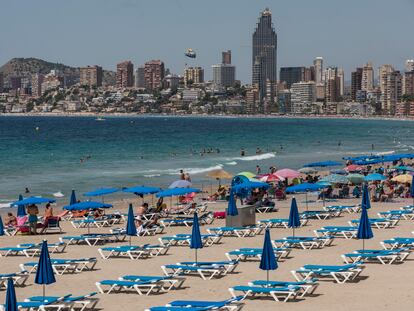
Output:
[
  {"xmin": 11, "ymin": 197, "xmax": 55, "ymax": 206},
  {"xmin": 156, "ymin": 188, "xmax": 200, "ymax": 198},
  {"xmin": 63, "ymin": 201, "xmax": 113, "ymax": 211},
  {"xmin": 69, "ymin": 190, "xmax": 77, "ymax": 205},
  {"xmin": 357, "ymin": 206, "xmax": 374, "ymax": 250},
  {"xmin": 126, "ymin": 204, "xmax": 137, "ymax": 246},
  {"xmin": 365, "ymin": 173, "xmax": 386, "ymax": 182},
  {"xmin": 227, "ymin": 190, "xmax": 238, "ymax": 216},
  {"xmin": 190, "ymin": 212, "xmax": 203, "ymax": 263},
  {"xmin": 286, "ymin": 183, "xmax": 327, "ymax": 211},
  {"xmin": 288, "ymin": 198, "xmax": 301, "ymax": 237},
  {"xmin": 320, "ymin": 174, "xmax": 349, "ymax": 184},
  {"xmin": 35, "ymin": 240, "xmax": 56, "ymax": 299},
  {"xmin": 5, "ymin": 278, "xmax": 18, "ymax": 311},
  {"xmin": 0, "ymin": 215, "xmax": 4, "ymax": 236},
  {"xmin": 361, "ymin": 184, "xmax": 371, "ymax": 210},
  {"xmin": 304, "ymin": 160, "xmax": 342, "ymax": 168},
  {"xmin": 123, "ymin": 186, "xmax": 160, "ymax": 195},
  {"xmin": 260, "ymin": 229, "xmax": 278, "ymax": 282},
  {"xmin": 16, "ymin": 194, "xmax": 26, "ymax": 217},
  {"xmin": 84, "ymin": 187, "xmax": 118, "ymax": 203}
]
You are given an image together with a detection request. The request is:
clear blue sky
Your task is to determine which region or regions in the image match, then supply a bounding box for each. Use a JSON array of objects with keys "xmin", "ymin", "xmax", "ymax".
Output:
[{"xmin": 1, "ymin": 0, "xmax": 413, "ymax": 83}]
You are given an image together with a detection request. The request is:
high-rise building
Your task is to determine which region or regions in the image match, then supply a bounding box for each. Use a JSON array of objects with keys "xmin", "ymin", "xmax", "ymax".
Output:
[
  {"xmin": 183, "ymin": 67, "xmax": 204, "ymax": 86},
  {"xmin": 144, "ymin": 60, "xmax": 165, "ymax": 90},
  {"xmin": 116, "ymin": 61, "xmax": 134, "ymax": 88},
  {"xmin": 404, "ymin": 71, "xmax": 414, "ymax": 96},
  {"xmin": 222, "ymin": 50, "xmax": 232, "ymax": 65},
  {"xmin": 41, "ymin": 70, "xmax": 64, "ymax": 94},
  {"xmin": 135, "ymin": 66, "xmax": 145, "ymax": 88},
  {"xmin": 324, "ymin": 67, "xmax": 340, "ymax": 102},
  {"xmin": 290, "ymin": 81, "xmax": 316, "ymax": 114},
  {"xmin": 279, "ymin": 67, "xmax": 306, "ymax": 89},
  {"xmin": 337, "ymin": 68, "xmax": 344, "ymax": 97},
  {"xmin": 406, "ymin": 59, "xmax": 414, "ymax": 72},
  {"xmin": 361, "ymin": 62, "xmax": 374, "ymax": 91},
  {"xmin": 164, "ymin": 74, "xmax": 181, "ymax": 89},
  {"xmin": 212, "ymin": 64, "xmax": 236, "ymax": 88},
  {"xmin": 31, "ymin": 73, "xmax": 44, "ymax": 98},
  {"xmin": 10, "ymin": 77, "xmax": 22, "ymax": 90},
  {"xmin": 245, "ymin": 86, "xmax": 260, "ymax": 114},
  {"xmin": 379, "ymin": 65, "xmax": 402, "ymax": 114},
  {"xmin": 0, "ymin": 73, "xmax": 3, "ymax": 93},
  {"xmin": 351, "ymin": 68, "xmax": 363, "ymax": 101},
  {"xmin": 313, "ymin": 57, "xmax": 324, "ymax": 84},
  {"xmin": 252, "ymin": 8, "xmax": 277, "ymax": 101},
  {"xmin": 80, "ymin": 65, "xmax": 103, "ymax": 87}
]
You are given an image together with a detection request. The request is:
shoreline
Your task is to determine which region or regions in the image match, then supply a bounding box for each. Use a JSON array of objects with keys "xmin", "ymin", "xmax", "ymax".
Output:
[{"xmin": 1, "ymin": 112, "xmax": 414, "ymax": 122}]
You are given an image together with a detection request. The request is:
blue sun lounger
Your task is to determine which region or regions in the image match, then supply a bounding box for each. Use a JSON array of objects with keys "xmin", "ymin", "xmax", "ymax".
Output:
[
  {"xmin": 248, "ymin": 279, "xmax": 318, "ymax": 297},
  {"xmin": 300, "ymin": 210, "xmax": 333, "ymax": 220},
  {"xmin": 145, "ymin": 307, "xmax": 214, "ymax": 311},
  {"xmin": 167, "ymin": 296, "xmax": 244, "ymax": 311},
  {"xmin": 349, "ymin": 218, "xmax": 398, "ymax": 229},
  {"xmin": 342, "ymin": 248, "xmax": 410, "ymax": 265},
  {"xmin": 120, "ymin": 275, "xmax": 186, "ymax": 291},
  {"xmin": 273, "ymin": 236, "xmax": 333, "ymax": 249},
  {"xmin": 96, "ymin": 279, "xmax": 166, "ymax": 295},
  {"xmin": 258, "ymin": 218, "xmax": 308, "ymax": 229},
  {"xmin": 0, "ymin": 271, "xmax": 30, "ymax": 289},
  {"xmin": 225, "ymin": 247, "xmax": 290, "ymax": 262},
  {"xmin": 25, "ymin": 292, "xmax": 99, "ymax": 311},
  {"xmin": 292, "ymin": 262, "xmax": 364, "ymax": 284},
  {"xmin": 176, "ymin": 261, "xmax": 238, "ymax": 274},
  {"xmin": 314, "ymin": 226, "xmax": 357, "ymax": 239},
  {"xmin": 378, "ymin": 210, "xmax": 414, "ymax": 220},
  {"xmin": 21, "ymin": 257, "xmax": 97, "ymax": 275},
  {"xmin": 381, "ymin": 237, "xmax": 414, "ymax": 250},
  {"xmin": 206, "ymin": 227, "xmax": 257, "ymax": 237},
  {"xmin": 228, "ymin": 285, "xmax": 301, "ymax": 302},
  {"xmin": 98, "ymin": 244, "xmax": 169, "ymax": 259},
  {"xmin": 162, "ymin": 264, "xmax": 227, "ymax": 280}
]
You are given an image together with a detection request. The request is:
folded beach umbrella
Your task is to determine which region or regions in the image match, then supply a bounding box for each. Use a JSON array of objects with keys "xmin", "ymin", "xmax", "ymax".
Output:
[
  {"xmin": 227, "ymin": 189, "xmax": 238, "ymax": 216},
  {"xmin": 5, "ymin": 278, "xmax": 18, "ymax": 311},
  {"xmin": 0, "ymin": 216, "xmax": 4, "ymax": 236},
  {"xmin": 288, "ymin": 198, "xmax": 300, "ymax": 237},
  {"xmin": 361, "ymin": 184, "xmax": 371, "ymax": 210},
  {"xmin": 16, "ymin": 194, "xmax": 26, "ymax": 217},
  {"xmin": 69, "ymin": 190, "xmax": 77, "ymax": 205},
  {"xmin": 260, "ymin": 229, "xmax": 278, "ymax": 282},
  {"xmin": 169, "ymin": 180, "xmax": 192, "ymax": 188},
  {"xmin": 190, "ymin": 212, "xmax": 203, "ymax": 263},
  {"xmin": 126, "ymin": 204, "xmax": 137, "ymax": 246},
  {"xmin": 303, "ymin": 160, "xmax": 342, "ymax": 168},
  {"xmin": 392, "ymin": 174, "xmax": 413, "ymax": 184},
  {"xmin": 35, "ymin": 240, "xmax": 56, "ymax": 299},
  {"xmin": 365, "ymin": 173, "xmax": 386, "ymax": 182},
  {"xmin": 11, "ymin": 197, "xmax": 56, "ymax": 206},
  {"xmin": 357, "ymin": 206, "xmax": 374, "ymax": 250}
]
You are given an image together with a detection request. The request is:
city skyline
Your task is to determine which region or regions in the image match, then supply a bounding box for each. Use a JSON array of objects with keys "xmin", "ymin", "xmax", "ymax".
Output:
[{"xmin": 1, "ymin": 0, "xmax": 414, "ymax": 83}]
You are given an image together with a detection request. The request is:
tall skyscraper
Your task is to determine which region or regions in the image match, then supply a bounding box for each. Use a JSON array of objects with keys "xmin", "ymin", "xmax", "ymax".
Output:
[
  {"xmin": 279, "ymin": 67, "xmax": 311, "ymax": 88},
  {"xmin": 144, "ymin": 60, "xmax": 165, "ymax": 90},
  {"xmin": 116, "ymin": 61, "xmax": 134, "ymax": 88},
  {"xmin": 135, "ymin": 66, "xmax": 145, "ymax": 88},
  {"xmin": 379, "ymin": 65, "xmax": 402, "ymax": 114},
  {"xmin": 361, "ymin": 62, "xmax": 374, "ymax": 91},
  {"xmin": 183, "ymin": 67, "xmax": 204, "ymax": 86},
  {"xmin": 337, "ymin": 68, "xmax": 344, "ymax": 97},
  {"xmin": 80, "ymin": 65, "xmax": 103, "ymax": 87},
  {"xmin": 212, "ymin": 64, "xmax": 236, "ymax": 88},
  {"xmin": 252, "ymin": 8, "xmax": 277, "ymax": 101},
  {"xmin": 31, "ymin": 73, "xmax": 44, "ymax": 98},
  {"xmin": 222, "ymin": 50, "xmax": 232, "ymax": 65},
  {"xmin": 290, "ymin": 81, "xmax": 316, "ymax": 114},
  {"xmin": 404, "ymin": 71, "xmax": 414, "ymax": 96},
  {"xmin": 351, "ymin": 68, "xmax": 363, "ymax": 101},
  {"xmin": 324, "ymin": 67, "xmax": 340, "ymax": 102},
  {"xmin": 313, "ymin": 57, "xmax": 324, "ymax": 84}
]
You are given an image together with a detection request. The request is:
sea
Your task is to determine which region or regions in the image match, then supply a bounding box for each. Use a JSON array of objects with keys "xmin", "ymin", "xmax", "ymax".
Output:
[{"xmin": 0, "ymin": 115, "xmax": 413, "ymax": 204}]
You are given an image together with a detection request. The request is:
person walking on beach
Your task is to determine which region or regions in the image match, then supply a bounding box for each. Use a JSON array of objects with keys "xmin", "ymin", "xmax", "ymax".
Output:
[
  {"xmin": 27, "ymin": 204, "xmax": 39, "ymax": 235},
  {"xmin": 179, "ymin": 170, "xmax": 185, "ymax": 180},
  {"xmin": 256, "ymin": 165, "xmax": 262, "ymax": 175}
]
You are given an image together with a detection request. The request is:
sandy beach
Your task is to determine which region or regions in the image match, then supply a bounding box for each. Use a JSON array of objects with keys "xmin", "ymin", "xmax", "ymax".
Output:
[{"xmin": 1, "ymin": 194, "xmax": 414, "ymax": 310}]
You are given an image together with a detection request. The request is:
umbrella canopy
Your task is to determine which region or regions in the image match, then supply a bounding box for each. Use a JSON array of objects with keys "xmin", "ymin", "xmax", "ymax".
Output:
[
  {"xmin": 156, "ymin": 188, "xmax": 200, "ymax": 198},
  {"xmin": 303, "ymin": 160, "xmax": 342, "ymax": 168},
  {"xmin": 298, "ymin": 167, "xmax": 317, "ymax": 174},
  {"xmin": 357, "ymin": 206, "xmax": 374, "ymax": 250},
  {"xmin": 365, "ymin": 173, "xmax": 387, "ymax": 182},
  {"xmin": 393, "ymin": 165, "xmax": 414, "ymax": 172},
  {"xmin": 288, "ymin": 198, "xmax": 300, "ymax": 237},
  {"xmin": 257, "ymin": 174, "xmax": 284, "ymax": 182},
  {"xmin": 11, "ymin": 197, "xmax": 55, "ymax": 206},
  {"xmin": 16, "ymin": 194, "xmax": 26, "ymax": 217},
  {"xmin": 83, "ymin": 188, "xmax": 119, "ymax": 197},
  {"xmin": 259, "ymin": 229, "xmax": 278, "ymax": 282},
  {"xmin": 275, "ymin": 169, "xmax": 300, "ymax": 179},
  {"xmin": 126, "ymin": 204, "xmax": 137, "ymax": 237},
  {"xmin": 232, "ymin": 180, "xmax": 270, "ymax": 193},
  {"xmin": 237, "ymin": 171, "xmax": 256, "ymax": 179},
  {"xmin": 169, "ymin": 180, "xmax": 192, "ymax": 188},
  {"xmin": 286, "ymin": 182, "xmax": 326, "ymax": 193},
  {"xmin": 190, "ymin": 212, "xmax": 203, "ymax": 263},
  {"xmin": 344, "ymin": 165, "xmax": 363, "ymax": 172},
  {"xmin": 361, "ymin": 184, "xmax": 371, "ymax": 210},
  {"xmin": 63, "ymin": 201, "xmax": 113, "ymax": 211},
  {"xmin": 5, "ymin": 278, "xmax": 18, "ymax": 311},
  {"xmin": 0, "ymin": 216, "xmax": 4, "ymax": 236},
  {"xmin": 346, "ymin": 173, "xmax": 365, "ymax": 184},
  {"xmin": 122, "ymin": 186, "xmax": 161, "ymax": 195},
  {"xmin": 227, "ymin": 190, "xmax": 238, "ymax": 216},
  {"xmin": 319, "ymin": 174, "xmax": 349, "ymax": 184},
  {"xmin": 392, "ymin": 174, "xmax": 413, "ymax": 184},
  {"xmin": 69, "ymin": 190, "xmax": 77, "ymax": 205},
  {"xmin": 207, "ymin": 169, "xmax": 233, "ymax": 179},
  {"xmin": 330, "ymin": 169, "xmax": 347, "ymax": 175},
  {"xmin": 35, "ymin": 241, "xmax": 56, "ymax": 298}
]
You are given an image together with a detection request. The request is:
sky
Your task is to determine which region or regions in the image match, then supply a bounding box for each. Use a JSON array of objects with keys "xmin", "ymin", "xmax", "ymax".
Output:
[{"xmin": 1, "ymin": 0, "xmax": 414, "ymax": 83}]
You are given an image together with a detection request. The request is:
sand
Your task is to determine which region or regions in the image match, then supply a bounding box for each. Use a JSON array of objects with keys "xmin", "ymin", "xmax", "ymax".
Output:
[{"xmin": 1, "ymin": 194, "xmax": 414, "ymax": 310}]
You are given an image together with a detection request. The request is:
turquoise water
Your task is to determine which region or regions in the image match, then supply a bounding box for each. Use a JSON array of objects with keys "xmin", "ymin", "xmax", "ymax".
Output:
[{"xmin": 0, "ymin": 115, "xmax": 413, "ymax": 202}]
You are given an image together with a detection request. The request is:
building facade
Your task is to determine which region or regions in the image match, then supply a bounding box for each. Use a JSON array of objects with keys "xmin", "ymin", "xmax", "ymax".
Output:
[
  {"xmin": 222, "ymin": 50, "xmax": 232, "ymax": 65},
  {"xmin": 135, "ymin": 66, "xmax": 145, "ymax": 88},
  {"xmin": 404, "ymin": 71, "xmax": 414, "ymax": 96},
  {"xmin": 324, "ymin": 67, "xmax": 340, "ymax": 102},
  {"xmin": 80, "ymin": 65, "xmax": 103, "ymax": 87},
  {"xmin": 290, "ymin": 81, "xmax": 316, "ymax": 114},
  {"xmin": 212, "ymin": 64, "xmax": 236, "ymax": 88},
  {"xmin": 279, "ymin": 67, "xmax": 310, "ymax": 89},
  {"xmin": 184, "ymin": 66, "xmax": 204, "ymax": 86},
  {"xmin": 116, "ymin": 61, "xmax": 134, "ymax": 88},
  {"xmin": 361, "ymin": 62, "xmax": 374, "ymax": 91},
  {"xmin": 31, "ymin": 73, "xmax": 44, "ymax": 98},
  {"xmin": 351, "ymin": 68, "xmax": 363, "ymax": 101},
  {"xmin": 144, "ymin": 60, "xmax": 165, "ymax": 91},
  {"xmin": 313, "ymin": 57, "xmax": 323, "ymax": 84}
]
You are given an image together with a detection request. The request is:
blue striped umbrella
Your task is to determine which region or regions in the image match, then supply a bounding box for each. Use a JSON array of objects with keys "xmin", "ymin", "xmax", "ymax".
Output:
[
  {"xmin": 5, "ymin": 278, "xmax": 17, "ymax": 311},
  {"xmin": 227, "ymin": 190, "xmax": 238, "ymax": 216},
  {"xmin": 16, "ymin": 194, "xmax": 26, "ymax": 217},
  {"xmin": 361, "ymin": 184, "xmax": 371, "ymax": 210},
  {"xmin": 69, "ymin": 190, "xmax": 77, "ymax": 205},
  {"xmin": 357, "ymin": 206, "xmax": 374, "ymax": 250},
  {"xmin": 288, "ymin": 198, "xmax": 301, "ymax": 237},
  {"xmin": 35, "ymin": 240, "xmax": 56, "ymax": 299},
  {"xmin": 126, "ymin": 204, "xmax": 137, "ymax": 245},
  {"xmin": 190, "ymin": 212, "xmax": 203, "ymax": 263},
  {"xmin": 0, "ymin": 215, "xmax": 4, "ymax": 236},
  {"xmin": 259, "ymin": 229, "xmax": 278, "ymax": 282}
]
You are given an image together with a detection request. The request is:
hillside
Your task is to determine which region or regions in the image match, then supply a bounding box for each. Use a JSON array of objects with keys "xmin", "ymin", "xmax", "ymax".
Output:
[{"xmin": 0, "ymin": 57, "xmax": 115, "ymax": 86}]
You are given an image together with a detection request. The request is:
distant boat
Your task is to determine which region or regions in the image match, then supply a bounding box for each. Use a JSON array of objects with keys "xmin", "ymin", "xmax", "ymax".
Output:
[{"xmin": 95, "ymin": 116, "xmax": 106, "ymax": 121}]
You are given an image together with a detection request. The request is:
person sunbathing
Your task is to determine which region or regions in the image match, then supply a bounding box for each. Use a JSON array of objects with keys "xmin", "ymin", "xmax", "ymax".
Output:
[{"xmin": 5, "ymin": 212, "xmax": 17, "ymax": 227}]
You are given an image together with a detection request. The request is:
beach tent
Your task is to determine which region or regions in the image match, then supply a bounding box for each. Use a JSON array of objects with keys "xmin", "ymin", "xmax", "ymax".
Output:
[{"xmin": 236, "ymin": 171, "xmax": 256, "ymax": 179}]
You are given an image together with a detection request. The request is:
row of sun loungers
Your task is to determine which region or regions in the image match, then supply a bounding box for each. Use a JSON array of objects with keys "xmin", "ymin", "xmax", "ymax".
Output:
[
  {"xmin": 349, "ymin": 218, "xmax": 399, "ymax": 229},
  {"xmin": 225, "ymin": 247, "xmax": 290, "ymax": 261},
  {"xmin": 0, "ymin": 271, "xmax": 30, "ymax": 289},
  {"xmin": 98, "ymin": 244, "xmax": 169, "ymax": 260},
  {"xmin": 146, "ymin": 296, "xmax": 244, "ymax": 311},
  {"xmin": 159, "ymin": 233, "xmax": 222, "ymax": 247},
  {"xmin": 59, "ymin": 233, "xmax": 126, "ymax": 246},
  {"xmin": 20, "ymin": 257, "xmax": 98, "ymax": 275},
  {"xmin": 0, "ymin": 242, "xmax": 67, "ymax": 257},
  {"xmin": 161, "ymin": 260, "xmax": 239, "ymax": 280},
  {"xmin": 273, "ymin": 236, "xmax": 334, "ymax": 250}
]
